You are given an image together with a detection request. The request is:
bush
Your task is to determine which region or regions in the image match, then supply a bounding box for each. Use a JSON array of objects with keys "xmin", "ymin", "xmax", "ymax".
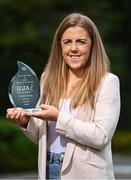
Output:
[
  {"xmin": 0, "ymin": 117, "xmax": 38, "ymax": 173},
  {"xmin": 112, "ymin": 130, "xmax": 131, "ymax": 154}
]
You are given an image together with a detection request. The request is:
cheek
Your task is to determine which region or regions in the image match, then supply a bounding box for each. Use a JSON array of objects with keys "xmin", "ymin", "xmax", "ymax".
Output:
[
  {"xmin": 61, "ymin": 49, "xmax": 67, "ymax": 62},
  {"xmin": 81, "ymin": 49, "xmax": 91, "ymax": 64},
  {"xmin": 61, "ymin": 46, "xmax": 70, "ymax": 57},
  {"xmin": 84, "ymin": 47, "xmax": 91, "ymax": 58}
]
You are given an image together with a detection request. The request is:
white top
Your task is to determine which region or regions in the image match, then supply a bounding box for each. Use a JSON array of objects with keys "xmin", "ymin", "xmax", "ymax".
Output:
[{"xmin": 47, "ymin": 99, "xmax": 73, "ymax": 153}]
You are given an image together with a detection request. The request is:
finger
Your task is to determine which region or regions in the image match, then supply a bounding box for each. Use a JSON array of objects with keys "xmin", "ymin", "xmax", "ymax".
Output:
[
  {"xmin": 6, "ymin": 108, "xmax": 23, "ymax": 122},
  {"xmin": 6, "ymin": 113, "xmax": 19, "ymax": 124},
  {"xmin": 6, "ymin": 108, "xmax": 15, "ymax": 113},
  {"xmin": 6, "ymin": 109, "xmax": 15, "ymax": 119},
  {"xmin": 6, "ymin": 108, "xmax": 16, "ymax": 116},
  {"xmin": 40, "ymin": 104, "xmax": 49, "ymax": 110},
  {"xmin": 10, "ymin": 108, "xmax": 21, "ymax": 119},
  {"xmin": 7, "ymin": 107, "xmax": 22, "ymax": 114},
  {"xmin": 23, "ymin": 111, "xmax": 42, "ymax": 117}
]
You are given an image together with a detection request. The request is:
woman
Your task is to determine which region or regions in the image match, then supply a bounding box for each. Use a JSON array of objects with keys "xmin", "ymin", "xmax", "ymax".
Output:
[{"xmin": 6, "ymin": 13, "xmax": 120, "ymax": 179}]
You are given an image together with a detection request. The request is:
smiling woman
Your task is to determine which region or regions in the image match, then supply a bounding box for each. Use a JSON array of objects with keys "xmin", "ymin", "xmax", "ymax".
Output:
[
  {"xmin": 61, "ymin": 26, "xmax": 92, "ymax": 77},
  {"xmin": 6, "ymin": 13, "xmax": 120, "ymax": 180},
  {"xmin": 60, "ymin": 26, "xmax": 92, "ymax": 98}
]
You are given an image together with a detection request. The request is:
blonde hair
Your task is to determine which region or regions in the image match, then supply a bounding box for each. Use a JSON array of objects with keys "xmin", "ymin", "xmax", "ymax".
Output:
[{"xmin": 40, "ymin": 13, "xmax": 110, "ymax": 109}]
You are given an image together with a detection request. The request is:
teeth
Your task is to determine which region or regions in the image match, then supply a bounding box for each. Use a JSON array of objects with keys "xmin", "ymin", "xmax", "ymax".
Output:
[{"xmin": 70, "ymin": 55, "xmax": 80, "ymax": 57}]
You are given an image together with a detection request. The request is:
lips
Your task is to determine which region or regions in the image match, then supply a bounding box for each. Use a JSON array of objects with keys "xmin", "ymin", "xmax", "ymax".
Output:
[{"xmin": 69, "ymin": 55, "xmax": 81, "ymax": 59}]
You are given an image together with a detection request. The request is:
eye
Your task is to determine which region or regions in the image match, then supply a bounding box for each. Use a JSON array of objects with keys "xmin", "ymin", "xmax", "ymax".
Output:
[
  {"xmin": 63, "ymin": 40, "xmax": 71, "ymax": 44},
  {"xmin": 77, "ymin": 40, "xmax": 88, "ymax": 44}
]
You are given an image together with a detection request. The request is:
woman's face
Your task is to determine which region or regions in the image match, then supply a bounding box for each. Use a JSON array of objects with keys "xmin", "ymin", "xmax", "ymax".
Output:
[{"xmin": 61, "ymin": 26, "xmax": 92, "ymax": 74}]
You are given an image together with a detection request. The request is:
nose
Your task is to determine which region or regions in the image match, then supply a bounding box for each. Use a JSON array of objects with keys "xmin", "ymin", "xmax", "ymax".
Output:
[{"xmin": 70, "ymin": 42, "xmax": 78, "ymax": 52}]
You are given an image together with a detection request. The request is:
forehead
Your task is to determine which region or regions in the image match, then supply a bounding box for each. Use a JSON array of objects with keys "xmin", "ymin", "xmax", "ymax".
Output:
[{"xmin": 62, "ymin": 26, "xmax": 89, "ymax": 39}]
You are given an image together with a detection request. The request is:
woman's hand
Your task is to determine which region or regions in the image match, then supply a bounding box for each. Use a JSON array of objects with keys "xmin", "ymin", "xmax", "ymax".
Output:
[
  {"xmin": 6, "ymin": 107, "xmax": 30, "ymax": 127},
  {"xmin": 23, "ymin": 104, "xmax": 59, "ymax": 121}
]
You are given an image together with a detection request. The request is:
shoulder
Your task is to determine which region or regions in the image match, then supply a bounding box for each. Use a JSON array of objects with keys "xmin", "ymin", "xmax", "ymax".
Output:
[
  {"xmin": 101, "ymin": 72, "xmax": 120, "ymax": 88},
  {"xmin": 104, "ymin": 72, "xmax": 119, "ymax": 82},
  {"xmin": 97, "ymin": 72, "xmax": 120, "ymax": 98}
]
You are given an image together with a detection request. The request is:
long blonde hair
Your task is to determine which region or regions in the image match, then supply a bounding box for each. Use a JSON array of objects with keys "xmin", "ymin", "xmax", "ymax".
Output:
[{"xmin": 40, "ymin": 13, "xmax": 110, "ymax": 109}]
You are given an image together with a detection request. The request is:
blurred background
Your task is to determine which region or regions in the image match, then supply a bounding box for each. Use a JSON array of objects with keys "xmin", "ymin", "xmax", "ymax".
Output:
[{"xmin": 0, "ymin": 0, "xmax": 131, "ymax": 179}]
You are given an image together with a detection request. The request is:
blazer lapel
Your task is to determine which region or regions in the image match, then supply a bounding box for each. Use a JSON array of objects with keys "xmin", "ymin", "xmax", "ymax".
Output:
[{"xmin": 61, "ymin": 140, "xmax": 76, "ymax": 172}]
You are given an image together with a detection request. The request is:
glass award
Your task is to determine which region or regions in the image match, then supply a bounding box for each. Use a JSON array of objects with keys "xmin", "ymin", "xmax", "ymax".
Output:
[{"xmin": 8, "ymin": 61, "xmax": 41, "ymax": 112}]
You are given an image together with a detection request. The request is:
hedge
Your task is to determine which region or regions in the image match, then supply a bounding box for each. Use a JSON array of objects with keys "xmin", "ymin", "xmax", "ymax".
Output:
[
  {"xmin": 0, "ymin": 117, "xmax": 38, "ymax": 173},
  {"xmin": 112, "ymin": 130, "xmax": 131, "ymax": 154}
]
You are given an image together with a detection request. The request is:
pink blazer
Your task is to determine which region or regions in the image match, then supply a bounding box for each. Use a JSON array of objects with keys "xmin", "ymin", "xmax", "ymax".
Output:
[{"xmin": 22, "ymin": 73, "xmax": 120, "ymax": 179}]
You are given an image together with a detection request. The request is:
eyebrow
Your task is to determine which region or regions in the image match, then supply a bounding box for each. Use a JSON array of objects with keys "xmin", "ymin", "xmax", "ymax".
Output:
[{"xmin": 62, "ymin": 38, "xmax": 88, "ymax": 41}]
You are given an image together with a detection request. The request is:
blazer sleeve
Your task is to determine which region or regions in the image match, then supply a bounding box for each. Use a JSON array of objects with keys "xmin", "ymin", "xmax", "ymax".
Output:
[
  {"xmin": 21, "ymin": 117, "xmax": 42, "ymax": 144},
  {"xmin": 56, "ymin": 73, "xmax": 121, "ymax": 150},
  {"xmin": 21, "ymin": 77, "xmax": 46, "ymax": 144}
]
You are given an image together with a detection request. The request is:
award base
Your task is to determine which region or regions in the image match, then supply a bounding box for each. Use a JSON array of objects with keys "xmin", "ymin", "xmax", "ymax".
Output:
[{"xmin": 25, "ymin": 108, "xmax": 42, "ymax": 113}]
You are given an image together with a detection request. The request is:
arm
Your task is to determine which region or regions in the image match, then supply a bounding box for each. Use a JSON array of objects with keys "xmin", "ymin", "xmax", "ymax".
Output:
[
  {"xmin": 56, "ymin": 74, "xmax": 120, "ymax": 150},
  {"xmin": 6, "ymin": 108, "xmax": 42, "ymax": 144},
  {"xmin": 21, "ymin": 117, "xmax": 43, "ymax": 144}
]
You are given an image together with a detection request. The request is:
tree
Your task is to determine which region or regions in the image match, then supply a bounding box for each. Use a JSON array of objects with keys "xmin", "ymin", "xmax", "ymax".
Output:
[{"xmin": 0, "ymin": 0, "xmax": 130, "ymax": 129}]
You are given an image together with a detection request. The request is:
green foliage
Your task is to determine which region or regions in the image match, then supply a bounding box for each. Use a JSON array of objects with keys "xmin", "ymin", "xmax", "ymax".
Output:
[
  {"xmin": 112, "ymin": 130, "xmax": 131, "ymax": 154},
  {"xmin": 0, "ymin": 117, "xmax": 38, "ymax": 173},
  {"xmin": 0, "ymin": 0, "xmax": 131, "ymax": 128}
]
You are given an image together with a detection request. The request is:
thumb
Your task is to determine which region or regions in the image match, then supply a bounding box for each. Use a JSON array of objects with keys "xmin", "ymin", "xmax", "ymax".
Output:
[{"xmin": 40, "ymin": 104, "xmax": 49, "ymax": 110}]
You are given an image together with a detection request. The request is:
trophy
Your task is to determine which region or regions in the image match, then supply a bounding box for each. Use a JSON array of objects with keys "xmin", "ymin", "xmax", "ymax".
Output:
[{"xmin": 8, "ymin": 61, "xmax": 41, "ymax": 112}]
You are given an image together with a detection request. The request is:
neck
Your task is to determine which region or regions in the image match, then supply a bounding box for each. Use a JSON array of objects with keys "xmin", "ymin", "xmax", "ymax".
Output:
[
  {"xmin": 68, "ymin": 68, "xmax": 84, "ymax": 82},
  {"xmin": 66, "ymin": 69, "xmax": 83, "ymax": 97}
]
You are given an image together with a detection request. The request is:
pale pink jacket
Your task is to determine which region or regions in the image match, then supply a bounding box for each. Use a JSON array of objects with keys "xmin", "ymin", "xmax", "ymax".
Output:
[{"xmin": 22, "ymin": 73, "xmax": 120, "ymax": 179}]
